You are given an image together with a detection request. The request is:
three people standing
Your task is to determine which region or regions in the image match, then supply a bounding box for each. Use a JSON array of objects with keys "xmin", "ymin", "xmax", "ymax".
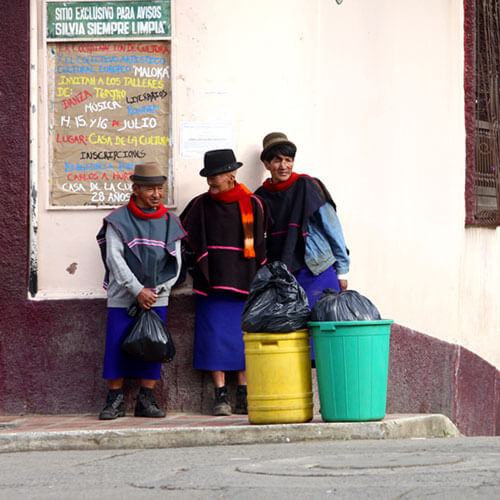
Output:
[{"xmin": 96, "ymin": 133, "xmax": 349, "ymax": 418}]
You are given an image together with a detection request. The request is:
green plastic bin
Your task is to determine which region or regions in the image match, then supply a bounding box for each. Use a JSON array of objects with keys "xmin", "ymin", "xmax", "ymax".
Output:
[{"xmin": 309, "ymin": 320, "xmax": 393, "ymax": 421}]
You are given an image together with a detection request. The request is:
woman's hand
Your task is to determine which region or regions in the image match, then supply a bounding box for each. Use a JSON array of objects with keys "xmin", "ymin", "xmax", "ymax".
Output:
[{"xmin": 137, "ymin": 288, "xmax": 158, "ymax": 309}]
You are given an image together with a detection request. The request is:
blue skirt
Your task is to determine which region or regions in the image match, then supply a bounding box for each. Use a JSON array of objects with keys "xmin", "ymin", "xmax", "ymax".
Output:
[
  {"xmin": 102, "ymin": 307, "xmax": 167, "ymax": 380},
  {"xmin": 294, "ymin": 265, "xmax": 340, "ymax": 360},
  {"xmin": 194, "ymin": 293, "xmax": 246, "ymax": 372},
  {"xmin": 294, "ymin": 265, "xmax": 340, "ymax": 307}
]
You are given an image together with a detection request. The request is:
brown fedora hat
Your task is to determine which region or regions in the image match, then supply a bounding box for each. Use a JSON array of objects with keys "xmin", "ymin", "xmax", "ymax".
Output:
[
  {"xmin": 260, "ymin": 132, "xmax": 296, "ymax": 161},
  {"xmin": 130, "ymin": 162, "xmax": 166, "ymax": 185}
]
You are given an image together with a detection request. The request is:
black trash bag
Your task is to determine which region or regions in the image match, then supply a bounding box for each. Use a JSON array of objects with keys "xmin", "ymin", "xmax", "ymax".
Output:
[
  {"xmin": 310, "ymin": 289, "xmax": 381, "ymax": 322},
  {"xmin": 241, "ymin": 261, "xmax": 310, "ymax": 333},
  {"xmin": 122, "ymin": 308, "xmax": 176, "ymax": 363}
]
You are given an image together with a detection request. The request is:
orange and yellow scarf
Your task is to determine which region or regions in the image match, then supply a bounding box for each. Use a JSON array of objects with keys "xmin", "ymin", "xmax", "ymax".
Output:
[{"xmin": 209, "ymin": 182, "xmax": 256, "ymax": 258}]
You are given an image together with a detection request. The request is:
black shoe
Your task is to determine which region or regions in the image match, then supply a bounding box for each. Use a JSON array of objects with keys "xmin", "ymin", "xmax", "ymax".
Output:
[
  {"xmin": 234, "ymin": 385, "xmax": 248, "ymax": 415},
  {"xmin": 99, "ymin": 391, "xmax": 125, "ymax": 420},
  {"xmin": 213, "ymin": 385, "xmax": 232, "ymax": 416},
  {"xmin": 134, "ymin": 388, "xmax": 166, "ymax": 418}
]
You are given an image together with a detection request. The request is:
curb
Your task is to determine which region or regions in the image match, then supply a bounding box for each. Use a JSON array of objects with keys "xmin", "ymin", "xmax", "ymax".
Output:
[{"xmin": 0, "ymin": 414, "xmax": 460, "ymax": 453}]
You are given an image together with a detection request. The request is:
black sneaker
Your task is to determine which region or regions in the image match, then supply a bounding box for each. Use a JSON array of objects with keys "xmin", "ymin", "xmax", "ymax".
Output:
[
  {"xmin": 134, "ymin": 389, "xmax": 166, "ymax": 418},
  {"xmin": 234, "ymin": 385, "xmax": 248, "ymax": 415},
  {"xmin": 213, "ymin": 386, "xmax": 232, "ymax": 416},
  {"xmin": 99, "ymin": 391, "xmax": 125, "ymax": 420}
]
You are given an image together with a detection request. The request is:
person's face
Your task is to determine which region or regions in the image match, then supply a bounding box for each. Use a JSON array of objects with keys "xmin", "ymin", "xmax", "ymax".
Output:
[
  {"xmin": 133, "ymin": 183, "xmax": 164, "ymax": 210},
  {"xmin": 207, "ymin": 172, "xmax": 235, "ymax": 194},
  {"xmin": 264, "ymin": 154, "xmax": 294, "ymax": 183}
]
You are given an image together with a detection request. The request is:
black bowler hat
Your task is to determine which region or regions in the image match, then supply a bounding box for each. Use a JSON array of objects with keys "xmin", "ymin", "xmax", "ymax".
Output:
[{"xmin": 199, "ymin": 149, "xmax": 243, "ymax": 177}]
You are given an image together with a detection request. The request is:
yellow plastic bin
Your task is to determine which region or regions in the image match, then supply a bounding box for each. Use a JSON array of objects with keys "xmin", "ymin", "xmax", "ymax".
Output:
[{"xmin": 243, "ymin": 329, "xmax": 313, "ymax": 424}]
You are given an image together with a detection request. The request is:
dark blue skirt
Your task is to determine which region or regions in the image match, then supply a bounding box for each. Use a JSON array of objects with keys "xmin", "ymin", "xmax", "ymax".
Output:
[
  {"xmin": 102, "ymin": 306, "xmax": 167, "ymax": 380},
  {"xmin": 294, "ymin": 265, "xmax": 340, "ymax": 307},
  {"xmin": 193, "ymin": 293, "xmax": 246, "ymax": 372},
  {"xmin": 294, "ymin": 265, "xmax": 340, "ymax": 360}
]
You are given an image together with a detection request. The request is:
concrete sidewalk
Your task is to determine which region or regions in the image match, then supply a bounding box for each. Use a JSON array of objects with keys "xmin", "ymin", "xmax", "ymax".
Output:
[{"xmin": 0, "ymin": 413, "xmax": 460, "ymax": 453}]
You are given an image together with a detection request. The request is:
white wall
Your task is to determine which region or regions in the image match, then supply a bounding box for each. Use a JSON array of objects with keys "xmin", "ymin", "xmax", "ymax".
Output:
[
  {"xmin": 34, "ymin": 0, "xmax": 500, "ymax": 368},
  {"xmin": 316, "ymin": 0, "xmax": 500, "ymax": 369},
  {"xmin": 173, "ymin": 0, "xmax": 322, "ymax": 195}
]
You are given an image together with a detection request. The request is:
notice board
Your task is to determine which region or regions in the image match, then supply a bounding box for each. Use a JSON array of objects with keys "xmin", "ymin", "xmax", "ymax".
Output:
[{"xmin": 46, "ymin": 1, "xmax": 172, "ymax": 208}]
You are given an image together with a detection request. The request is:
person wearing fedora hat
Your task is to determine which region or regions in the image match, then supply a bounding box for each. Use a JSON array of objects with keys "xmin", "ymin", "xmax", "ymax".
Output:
[
  {"xmin": 96, "ymin": 162, "xmax": 187, "ymax": 420},
  {"xmin": 181, "ymin": 149, "xmax": 271, "ymax": 416},
  {"xmin": 255, "ymin": 133, "xmax": 350, "ymax": 358}
]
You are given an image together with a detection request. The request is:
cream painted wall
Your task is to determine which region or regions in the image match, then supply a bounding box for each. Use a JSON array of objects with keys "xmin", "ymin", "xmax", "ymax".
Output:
[
  {"xmin": 34, "ymin": 1, "xmax": 500, "ymax": 368},
  {"xmin": 172, "ymin": 0, "xmax": 322, "ymax": 196},
  {"xmin": 315, "ymin": 0, "xmax": 500, "ymax": 369}
]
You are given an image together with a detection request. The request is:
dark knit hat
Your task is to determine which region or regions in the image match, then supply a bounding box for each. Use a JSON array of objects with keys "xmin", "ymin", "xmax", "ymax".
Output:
[{"xmin": 260, "ymin": 132, "xmax": 296, "ymax": 161}]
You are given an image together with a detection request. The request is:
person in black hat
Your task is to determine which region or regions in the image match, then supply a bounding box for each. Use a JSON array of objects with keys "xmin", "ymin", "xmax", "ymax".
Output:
[
  {"xmin": 96, "ymin": 162, "xmax": 186, "ymax": 420},
  {"xmin": 255, "ymin": 133, "xmax": 350, "ymax": 358},
  {"xmin": 181, "ymin": 149, "xmax": 271, "ymax": 416}
]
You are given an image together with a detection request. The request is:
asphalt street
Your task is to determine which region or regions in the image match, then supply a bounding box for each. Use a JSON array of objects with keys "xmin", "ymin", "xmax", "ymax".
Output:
[{"xmin": 0, "ymin": 436, "xmax": 499, "ymax": 499}]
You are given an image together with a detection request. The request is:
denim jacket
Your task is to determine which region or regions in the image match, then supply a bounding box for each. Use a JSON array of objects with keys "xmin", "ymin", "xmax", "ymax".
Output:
[{"xmin": 304, "ymin": 203, "xmax": 350, "ymax": 277}]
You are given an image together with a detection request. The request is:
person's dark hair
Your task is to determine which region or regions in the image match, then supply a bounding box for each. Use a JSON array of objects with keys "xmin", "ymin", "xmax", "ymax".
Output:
[{"xmin": 262, "ymin": 143, "xmax": 297, "ymax": 162}]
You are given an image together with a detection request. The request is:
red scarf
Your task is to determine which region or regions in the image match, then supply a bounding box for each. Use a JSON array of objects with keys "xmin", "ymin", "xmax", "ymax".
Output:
[
  {"xmin": 262, "ymin": 172, "xmax": 301, "ymax": 192},
  {"xmin": 128, "ymin": 196, "xmax": 168, "ymax": 219},
  {"xmin": 210, "ymin": 182, "xmax": 256, "ymax": 258}
]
